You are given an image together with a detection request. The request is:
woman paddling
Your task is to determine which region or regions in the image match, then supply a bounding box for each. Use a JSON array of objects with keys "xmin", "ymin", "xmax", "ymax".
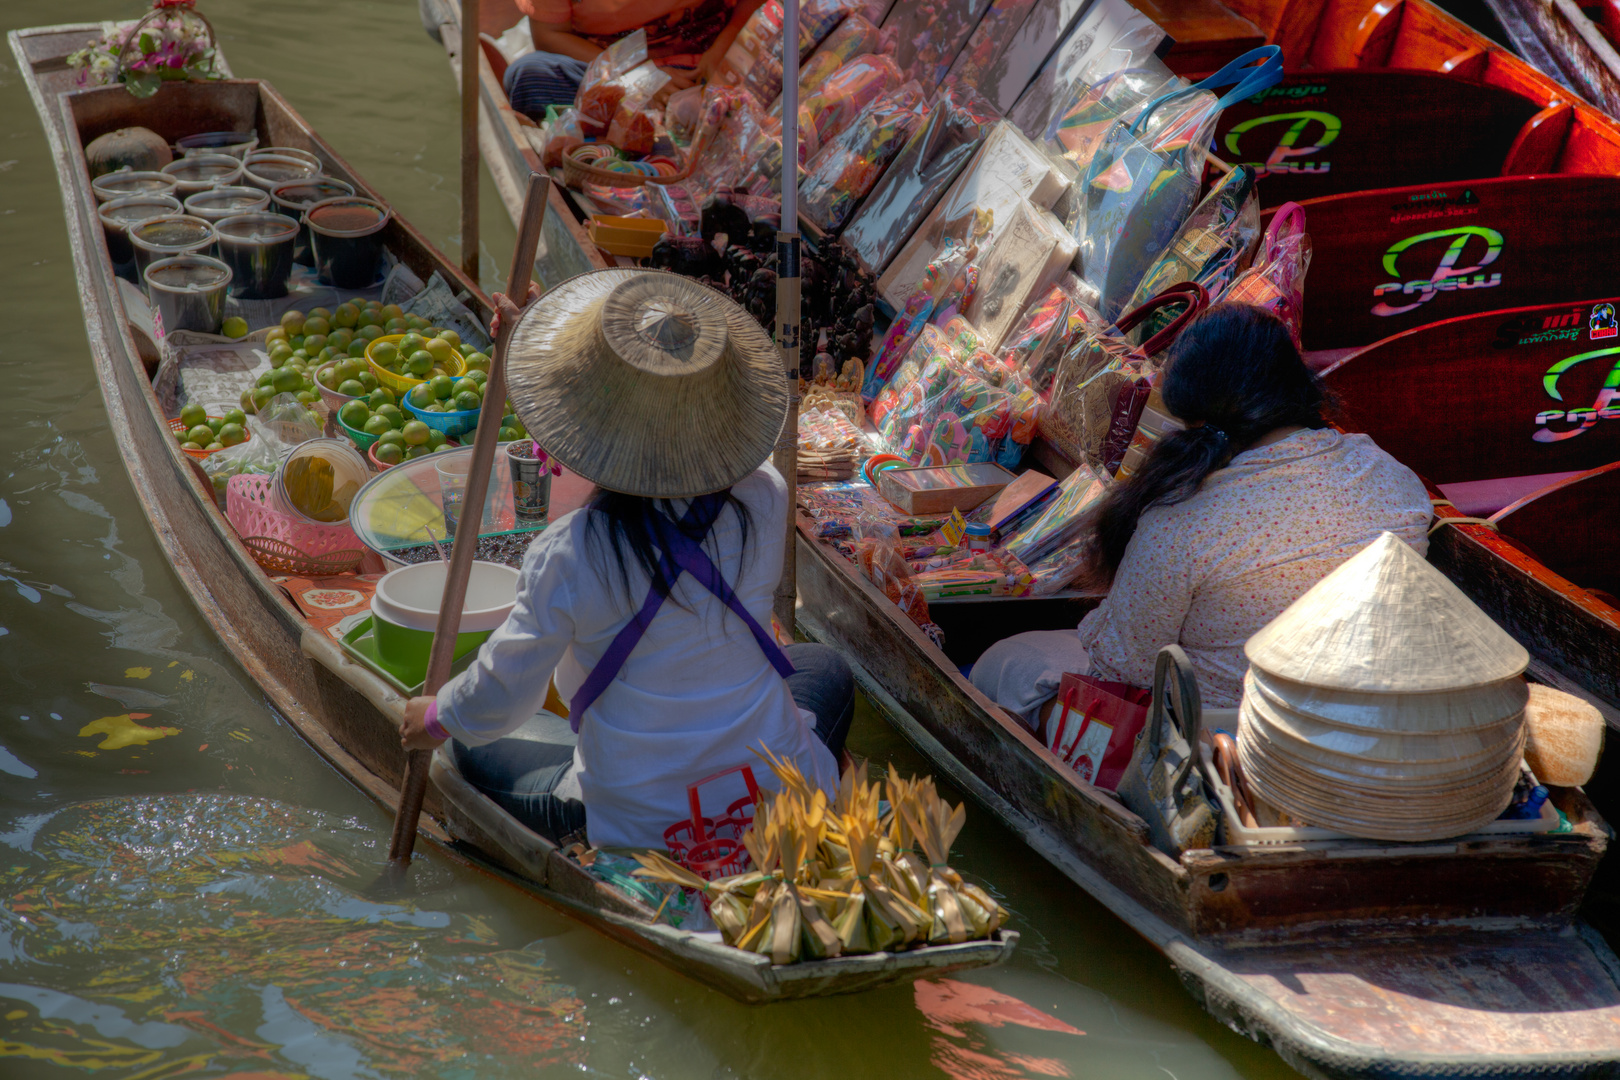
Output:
[
  {"xmin": 400, "ymin": 270, "xmax": 848, "ymax": 849},
  {"xmin": 974, "ymin": 303, "xmax": 1432, "ymax": 722}
]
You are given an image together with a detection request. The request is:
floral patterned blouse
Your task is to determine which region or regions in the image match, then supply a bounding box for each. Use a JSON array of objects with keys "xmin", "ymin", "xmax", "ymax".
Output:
[{"xmin": 1076, "ymin": 428, "xmax": 1432, "ymax": 707}]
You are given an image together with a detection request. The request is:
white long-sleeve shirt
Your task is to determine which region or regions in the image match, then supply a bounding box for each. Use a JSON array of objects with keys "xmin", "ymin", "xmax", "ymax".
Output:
[
  {"xmin": 435, "ymin": 463, "xmax": 838, "ymax": 849},
  {"xmin": 1077, "ymin": 428, "xmax": 1433, "ymax": 707}
]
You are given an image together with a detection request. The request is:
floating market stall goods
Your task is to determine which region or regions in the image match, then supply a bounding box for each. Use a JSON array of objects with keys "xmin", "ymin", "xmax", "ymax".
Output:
[{"xmin": 21, "ymin": 16, "xmax": 1017, "ymax": 997}]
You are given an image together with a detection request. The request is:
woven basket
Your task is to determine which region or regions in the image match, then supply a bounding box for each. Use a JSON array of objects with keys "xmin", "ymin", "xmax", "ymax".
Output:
[{"xmin": 226, "ymin": 473, "xmax": 364, "ymax": 575}]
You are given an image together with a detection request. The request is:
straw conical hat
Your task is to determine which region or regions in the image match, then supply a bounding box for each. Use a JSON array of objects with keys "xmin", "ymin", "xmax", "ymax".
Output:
[
  {"xmin": 1245, "ymin": 532, "xmax": 1528, "ymax": 694},
  {"xmin": 506, "ymin": 269, "xmax": 788, "ymax": 498},
  {"xmin": 1248, "ymin": 667, "xmax": 1528, "ymax": 735},
  {"xmin": 1241, "ymin": 689, "xmax": 1522, "ymax": 769}
]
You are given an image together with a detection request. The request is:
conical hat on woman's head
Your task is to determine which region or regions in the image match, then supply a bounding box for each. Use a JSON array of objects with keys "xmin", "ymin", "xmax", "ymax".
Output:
[
  {"xmin": 1244, "ymin": 532, "xmax": 1528, "ymax": 694},
  {"xmin": 505, "ymin": 269, "xmax": 788, "ymax": 499}
]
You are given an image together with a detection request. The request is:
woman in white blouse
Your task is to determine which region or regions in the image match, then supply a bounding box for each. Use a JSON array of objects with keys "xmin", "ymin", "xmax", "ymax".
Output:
[
  {"xmin": 974, "ymin": 303, "xmax": 1432, "ymax": 721},
  {"xmin": 398, "ymin": 272, "xmax": 847, "ymax": 849}
]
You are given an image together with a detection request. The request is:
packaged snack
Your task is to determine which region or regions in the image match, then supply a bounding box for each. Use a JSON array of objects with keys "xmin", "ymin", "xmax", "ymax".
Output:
[
  {"xmin": 799, "ymin": 82, "xmax": 928, "ymax": 233},
  {"xmin": 541, "ymin": 108, "xmax": 584, "ymax": 170},
  {"xmin": 576, "ymin": 31, "xmax": 650, "ymax": 138},
  {"xmin": 795, "ymin": 14, "xmax": 885, "ymax": 99},
  {"xmin": 841, "ymin": 83, "xmax": 998, "ymax": 277},
  {"xmin": 721, "ymin": 0, "xmax": 852, "ymax": 104}
]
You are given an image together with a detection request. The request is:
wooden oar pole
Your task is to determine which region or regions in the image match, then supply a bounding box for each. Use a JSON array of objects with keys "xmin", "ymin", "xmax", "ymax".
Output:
[
  {"xmin": 387, "ymin": 171, "xmax": 551, "ymax": 866},
  {"xmin": 770, "ymin": 0, "xmax": 801, "ymax": 634},
  {"xmin": 459, "ymin": 0, "xmax": 481, "ymax": 281}
]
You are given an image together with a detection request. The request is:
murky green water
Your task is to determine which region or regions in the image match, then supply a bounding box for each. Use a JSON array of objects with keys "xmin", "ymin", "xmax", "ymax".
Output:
[{"xmin": 0, "ymin": 3, "xmax": 1312, "ymax": 1077}]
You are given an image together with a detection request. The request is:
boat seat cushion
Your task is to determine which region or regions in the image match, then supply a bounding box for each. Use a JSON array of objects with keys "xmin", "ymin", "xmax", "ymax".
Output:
[{"xmin": 1436, "ymin": 471, "xmax": 1585, "ymax": 516}]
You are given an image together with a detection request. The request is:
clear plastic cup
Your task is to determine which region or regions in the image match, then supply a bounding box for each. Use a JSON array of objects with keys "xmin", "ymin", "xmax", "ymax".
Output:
[
  {"xmin": 91, "ymin": 170, "xmax": 179, "ymax": 204},
  {"xmin": 176, "ymin": 131, "xmax": 259, "ymax": 159},
  {"xmin": 144, "ymin": 254, "xmax": 232, "ymax": 336},
  {"xmin": 129, "ymin": 215, "xmax": 216, "ymax": 288},
  {"xmin": 248, "ymin": 146, "xmax": 321, "ymax": 171},
  {"xmin": 98, "ymin": 192, "xmax": 182, "ymax": 266},
  {"xmin": 160, "ymin": 153, "xmax": 244, "ymax": 195},
  {"xmin": 306, "ymin": 197, "xmax": 391, "ymax": 289},
  {"xmin": 271, "ymin": 177, "xmax": 356, "ymax": 266},
  {"xmin": 214, "ymin": 212, "xmax": 299, "ymax": 299},
  {"xmin": 183, "ymin": 185, "xmax": 271, "ymax": 223},
  {"xmin": 241, "ymin": 154, "xmax": 319, "ymax": 195}
]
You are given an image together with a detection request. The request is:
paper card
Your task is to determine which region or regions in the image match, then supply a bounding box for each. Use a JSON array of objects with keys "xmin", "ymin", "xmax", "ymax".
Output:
[
  {"xmin": 941, "ymin": 507, "xmax": 969, "ymax": 548},
  {"xmin": 964, "ymin": 199, "xmax": 1078, "ymax": 353},
  {"xmin": 1007, "ymin": 0, "xmax": 1167, "ymax": 145},
  {"xmin": 988, "ymin": 469, "xmax": 1058, "ymax": 532}
]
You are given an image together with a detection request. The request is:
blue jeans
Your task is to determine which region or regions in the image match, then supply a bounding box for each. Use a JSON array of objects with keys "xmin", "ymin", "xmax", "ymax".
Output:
[
  {"xmin": 451, "ymin": 643, "xmax": 855, "ymax": 843},
  {"xmin": 503, "ymin": 50, "xmax": 588, "ymax": 121}
]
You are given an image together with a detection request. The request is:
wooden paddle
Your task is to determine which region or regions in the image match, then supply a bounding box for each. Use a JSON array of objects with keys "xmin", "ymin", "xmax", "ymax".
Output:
[{"xmin": 386, "ymin": 171, "xmax": 552, "ymax": 867}]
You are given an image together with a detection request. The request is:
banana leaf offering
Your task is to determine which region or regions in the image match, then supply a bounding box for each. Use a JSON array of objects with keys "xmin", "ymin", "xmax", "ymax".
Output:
[{"xmin": 632, "ymin": 755, "xmax": 1008, "ymax": 963}]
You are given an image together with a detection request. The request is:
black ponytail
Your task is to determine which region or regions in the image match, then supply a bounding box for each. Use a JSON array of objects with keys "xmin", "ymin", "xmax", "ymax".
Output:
[
  {"xmin": 1086, "ymin": 303, "xmax": 1329, "ymax": 586},
  {"xmin": 584, "ymin": 488, "xmax": 753, "ymax": 610}
]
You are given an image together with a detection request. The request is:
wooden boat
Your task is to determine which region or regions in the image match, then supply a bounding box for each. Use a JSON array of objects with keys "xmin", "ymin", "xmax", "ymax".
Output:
[
  {"xmin": 8, "ymin": 22, "xmax": 1015, "ymax": 1003},
  {"xmin": 1321, "ymin": 299, "xmax": 1620, "ymax": 717},
  {"xmin": 1483, "ymin": 0, "xmax": 1620, "ymax": 119}
]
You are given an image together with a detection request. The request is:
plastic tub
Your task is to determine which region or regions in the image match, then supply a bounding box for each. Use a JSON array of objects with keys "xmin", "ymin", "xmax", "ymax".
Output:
[
  {"xmin": 588, "ymin": 215, "xmax": 668, "ymax": 258},
  {"xmin": 129, "ymin": 215, "xmax": 216, "ymax": 288},
  {"xmin": 145, "ymin": 254, "xmax": 232, "ymax": 336},
  {"xmin": 183, "ymin": 185, "xmax": 270, "ymax": 222},
  {"xmin": 214, "ymin": 212, "xmax": 299, "ymax": 299},
  {"xmin": 177, "ymin": 131, "xmax": 259, "ymax": 159},
  {"xmin": 249, "ymin": 146, "xmax": 321, "ymax": 171},
  {"xmin": 272, "ymin": 438, "xmax": 371, "ymax": 525},
  {"xmin": 92, "ymin": 170, "xmax": 180, "ymax": 204},
  {"xmin": 404, "ymin": 394, "xmax": 480, "ymax": 439},
  {"xmin": 98, "ymin": 192, "xmax": 182, "ymax": 265},
  {"xmin": 365, "ymin": 332, "xmax": 465, "ymax": 395},
  {"xmin": 270, "ymin": 177, "xmax": 355, "ymax": 266},
  {"xmin": 307, "ymin": 196, "xmax": 391, "ymax": 289},
  {"xmin": 242, "ymin": 154, "xmax": 319, "ymax": 195},
  {"xmin": 369, "ymin": 560, "xmax": 519, "ymax": 685},
  {"xmin": 161, "ymin": 153, "xmax": 244, "ymax": 195}
]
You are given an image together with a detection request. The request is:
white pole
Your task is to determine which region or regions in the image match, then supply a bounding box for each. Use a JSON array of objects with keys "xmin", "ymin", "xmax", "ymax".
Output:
[{"xmin": 771, "ymin": 0, "xmax": 802, "ymax": 633}]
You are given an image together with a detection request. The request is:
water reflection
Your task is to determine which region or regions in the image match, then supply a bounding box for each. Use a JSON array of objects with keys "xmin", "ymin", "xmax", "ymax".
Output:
[{"xmin": 0, "ymin": 795, "xmax": 585, "ymax": 1077}]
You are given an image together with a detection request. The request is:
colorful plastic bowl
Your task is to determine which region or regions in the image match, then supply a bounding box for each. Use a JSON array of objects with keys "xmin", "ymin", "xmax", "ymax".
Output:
[
  {"xmin": 403, "ymin": 393, "xmax": 481, "ymax": 439},
  {"xmin": 169, "ymin": 415, "xmax": 251, "ymax": 460},
  {"xmin": 365, "ymin": 332, "xmax": 465, "ymax": 395}
]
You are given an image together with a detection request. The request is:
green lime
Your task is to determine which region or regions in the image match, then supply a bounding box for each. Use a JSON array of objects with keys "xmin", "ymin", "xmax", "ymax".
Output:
[
  {"xmin": 206, "ymin": 417, "xmax": 225, "ymax": 435},
  {"xmin": 374, "ymin": 403, "xmax": 403, "ymax": 426},
  {"xmin": 204, "ymin": 441, "xmax": 224, "ymax": 452},
  {"xmin": 335, "ymin": 358, "xmax": 362, "ymax": 383},
  {"xmin": 358, "ymin": 325, "xmax": 385, "ymax": 342},
  {"xmin": 437, "ymin": 329, "xmax": 461, "ymax": 348},
  {"xmin": 381, "ymin": 304, "xmax": 404, "ymax": 321},
  {"xmin": 338, "ymin": 401, "xmax": 370, "ymax": 429},
  {"xmin": 363, "ymin": 414, "xmax": 392, "ymax": 437},
  {"xmin": 426, "ymin": 428, "xmax": 447, "ymax": 449},
  {"xmin": 186, "ymin": 424, "xmax": 214, "ymax": 445},
  {"xmin": 451, "ymin": 378, "xmax": 479, "ymax": 398},
  {"xmin": 251, "ymin": 385, "xmax": 276, "ymax": 411},
  {"xmin": 462, "ymin": 352, "xmax": 490, "ymax": 372},
  {"xmin": 268, "ymin": 344, "xmax": 293, "ymax": 365},
  {"xmin": 424, "ymin": 338, "xmax": 454, "ymax": 364},
  {"xmin": 280, "ymin": 309, "xmax": 306, "ymax": 334},
  {"xmin": 328, "ymin": 327, "xmax": 353, "ymax": 349},
  {"xmin": 356, "ymin": 371, "xmax": 379, "ymax": 391},
  {"xmin": 218, "ymin": 422, "xmax": 246, "ymax": 447},
  {"xmin": 270, "ymin": 367, "xmax": 303, "ymax": 394},
  {"xmin": 223, "ymin": 408, "xmax": 246, "ymax": 427},
  {"xmin": 264, "ymin": 326, "xmax": 288, "ymax": 345},
  {"xmin": 317, "ymin": 365, "xmax": 337, "ymax": 388},
  {"xmin": 179, "ymin": 402, "xmax": 207, "ymax": 431},
  {"xmin": 498, "ymin": 426, "xmax": 520, "ymax": 441},
  {"xmin": 240, "ymin": 388, "xmax": 257, "ymax": 414},
  {"xmin": 384, "ymin": 318, "xmax": 409, "ymax": 333},
  {"xmin": 427, "ymin": 374, "xmax": 455, "ymax": 400},
  {"xmin": 295, "ymin": 390, "xmax": 320, "ymax": 405},
  {"xmin": 333, "ymin": 304, "xmax": 358, "ymax": 329},
  {"xmin": 180, "ymin": 441, "xmax": 203, "ymax": 451},
  {"xmin": 370, "ymin": 342, "xmax": 398, "ymax": 367},
  {"xmin": 304, "ymin": 316, "xmax": 331, "ymax": 337},
  {"xmin": 465, "ymin": 369, "xmax": 487, "ymax": 386},
  {"xmin": 366, "ymin": 388, "xmax": 396, "ymax": 410},
  {"xmin": 405, "ymin": 351, "xmax": 434, "ymax": 377},
  {"xmin": 303, "ymin": 333, "xmax": 328, "ymax": 354},
  {"xmin": 374, "ymin": 442, "xmax": 404, "ymax": 466},
  {"xmin": 221, "ymin": 316, "xmax": 249, "ymax": 339},
  {"xmin": 453, "ymin": 391, "xmax": 481, "ymax": 412},
  {"xmin": 348, "ymin": 339, "xmax": 370, "ymax": 357},
  {"xmin": 377, "ymin": 429, "xmax": 407, "ymax": 449},
  {"xmin": 337, "ymin": 379, "xmax": 366, "ymax": 397},
  {"xmin": 401, "ymin": 420, "xmax": 431, "ymax": 446},
  {"xmin": 404, "ymin": 445, "xmax": 429, "ymax": 460},
  {"xmin": 430, "ymin": 442, "xmax": 452, "ymax": 453},
  {"xmin": 408, "ymin": 384, "xmax": 436, "ymax": 408}
]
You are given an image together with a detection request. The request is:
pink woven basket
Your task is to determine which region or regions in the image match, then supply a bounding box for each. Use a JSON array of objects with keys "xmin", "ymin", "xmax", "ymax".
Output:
[{"xmin": 226, "ymin": 473, "xmax": 365, "ymax": 576}]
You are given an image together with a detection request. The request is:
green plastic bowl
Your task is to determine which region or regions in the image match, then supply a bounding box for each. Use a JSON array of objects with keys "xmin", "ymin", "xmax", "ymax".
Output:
[{"xmin": 337, "ymin": 411, "xmax": 383, "ymax": 451}]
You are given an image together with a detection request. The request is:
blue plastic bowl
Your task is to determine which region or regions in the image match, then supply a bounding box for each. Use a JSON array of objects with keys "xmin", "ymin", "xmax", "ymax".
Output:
[{"xmin": 403, "ymin": 394, "xmax": 480, "ymax": 438}]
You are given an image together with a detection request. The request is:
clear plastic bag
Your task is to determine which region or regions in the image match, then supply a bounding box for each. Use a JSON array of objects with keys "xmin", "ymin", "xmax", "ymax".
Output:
[
  {"xmin": 585, "ymin": 61, "xmax": 671, "ymax": 144},
  {"xmin": 863, "ymin": 240, "xmax": 975, "ymax": 400},
  {"xmin": 799, "ymin": 81, "xmax": 928, "ymax": 233},
  {"xmin": 664, "ymin": 85, "xmax": 707, "ymax": 149},
  {"xmin": 721, "ymin": 0, "xmax": 852, "ymax": 104},
  {"xmin": 1006, "ymin": 1, "xmax": 1165, "ymax": 145},
  {"xmin": 1048, "ymin": 66, "xmax": 1175, "ymax": 175},
  {"xmin": 998, "ymin": 273, "xmax": 1100, "ymax": 401},
  {"xmin": 201, "ymin": 393, "xmax": 321, "ymax": 508},
  {"xmin": 795, "ymin": 14, "xmax": 884, "ymax": 101},
  {"xmin": 576, "ymin": 30, "xmax": 648, "ymax": 138},
  {"xmin": 841, "ymin": 83, "xmax": 998, "ymax": 277},
  {"xmin": 1127, "ymin": 165, "xmax": 1261, "ymax": 338},
  {"xmin": 1219, "ymin": 201, "xmax": 1312, "ymax": 344},
  {"xmin": 541, "ymin": 108, "xmax": 584, "ymax": 170},
  {"xmin": 799, "ymin": 53, "xmax": 902, "ymax": 151}
]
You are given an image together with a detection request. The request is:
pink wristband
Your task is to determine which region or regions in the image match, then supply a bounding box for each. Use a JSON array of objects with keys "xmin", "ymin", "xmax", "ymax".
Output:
[{"xmin": 423, "ymin": 700, "xmax": 450, "ymax": 741}]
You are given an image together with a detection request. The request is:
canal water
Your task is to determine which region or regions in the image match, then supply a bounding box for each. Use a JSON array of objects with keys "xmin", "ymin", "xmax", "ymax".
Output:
[{"xmin": 0, "ymin": 4, "xmax": 1346, "ymax": 1078}]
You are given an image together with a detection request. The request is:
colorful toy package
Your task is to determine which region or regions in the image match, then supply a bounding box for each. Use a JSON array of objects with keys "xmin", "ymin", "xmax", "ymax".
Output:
[
  {"xmin": 795, "ymin": 14, "xmax": 885, "ymax": 100},
  {"xmin": 962, "ymin": 197, "xmax": 1077, "ymax": 353},
  {"xmin": 863, "ymin": 241, "xmax": 975, "ymax": 400},
  {"xmin": 841, "ymin": 83, "xmax": 998, "ymax": 277},
  {"xmin": 882, "ymin": 0, "xmax": 996, "ymax": 91},
  {"xmin": 800, "ymin": 81, "xmax": 928, "ymax": 233},
  {"xmin": 721, "ymin": 0, "xmax": 852, "ymax": 105},
  {"xmin": 1001, "ymin": 463, "xmax": 1109, "ymax": 567},
  {"xmin": 998, "ymin": 273, "xmax": 1099, "ymax": 401},
  {"xmin": 1127, "ymin": 165, "xmax": 1260, "ymax": 331},
  {"xmin": 576, "ymin": 32, "xmax": 654, "ymax": 139},
  {"xmin": 686, "ymin": 89, "xmax": 774, "ymax": 194},
  {"xmin": 799, "ymin": 53, "xmax": 904, "ymax": 152},
  {"xmin": 1048, "ymin": 65, "xmax": 1176, "ymax": 175},
  {"xmin": 908, "ymin": 547, "xmax": 1034, "ymax": 600},
  {"xmin": 797, "ymin": 480, "xmax": 947, "ymax": 538}
]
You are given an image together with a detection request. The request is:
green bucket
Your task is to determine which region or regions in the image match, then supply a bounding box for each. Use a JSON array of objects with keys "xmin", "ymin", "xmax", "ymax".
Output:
[{"xmin": 370, "ymin": 560, "xmax": 520, "ymax": 688}]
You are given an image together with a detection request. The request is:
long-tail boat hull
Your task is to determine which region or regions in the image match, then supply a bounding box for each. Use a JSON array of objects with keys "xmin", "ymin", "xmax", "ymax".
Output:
[{"xmin": 10, "ymin": 22, "xmax": 1015, "ymax": 1004}]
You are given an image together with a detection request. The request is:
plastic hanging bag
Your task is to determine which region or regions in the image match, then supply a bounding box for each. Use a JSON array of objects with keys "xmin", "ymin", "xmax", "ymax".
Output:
[
  {"xmin": 800, "ymin": 81, "xmax": 928, "ymax": 233},
  {"xmin": 202, "ymin": 393, "xmax": 322, "ymax": 508},
  {"xmin": 841, "ymin": 83, "xmax": 998, "ymax": 276},
  {"xmin": 1127, "ymin": 165, "xmax": 1261, "ymax": 338},
  {"xmin": 1040, "ymin": 282, "xmax": 1205, "ymax": 469},
  {"xmin": 1220, "ymin": 201, "xmax": 1311, "ymax": 344},
  {"xmin": 1006, "ymin": 1, "xmax": 1165, "ymax": 146},
  {"xmin": 795, "ymin": 14, "xmax": 884, "ymax": 100},
  {"xmin": 541, "ymin": 108, "xmax": 585, "ymax": 170},
  {"xmin": 1076, "ymin": 47, "xmax": 1283, "ymax": 322},
  {"xmin": 1049, "ymin": 66, "xmax": 1176, "ymax": 175},
  {"xmin": 863, "ymin": 241, "xmax": 975, "ymax": 400}
]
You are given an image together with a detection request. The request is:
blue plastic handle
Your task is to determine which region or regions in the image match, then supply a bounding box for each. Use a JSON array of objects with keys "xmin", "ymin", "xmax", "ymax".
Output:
[{"xmin": 1128, "ymin": 45, "xmax": 1285, "ymax": 136}]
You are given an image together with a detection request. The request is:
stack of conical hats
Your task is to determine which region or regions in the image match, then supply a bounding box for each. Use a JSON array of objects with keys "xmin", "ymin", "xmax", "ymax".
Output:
[{"xmin": 1236, "ymin": 532, "xmax": 1531, "ymax": 842}]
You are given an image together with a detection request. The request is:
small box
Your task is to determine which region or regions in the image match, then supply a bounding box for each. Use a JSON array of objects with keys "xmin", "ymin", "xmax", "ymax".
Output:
[
  {"xmin": 988, "ymin": 469, "xmax": 1058, "ymax": 535},
  {"xmin": 588, "ymin": 215, "xmax": 668, "ymax": 258},
  {"xmin": 877, "ymin": 462, "xmax": 1016, "ymax": 516}
]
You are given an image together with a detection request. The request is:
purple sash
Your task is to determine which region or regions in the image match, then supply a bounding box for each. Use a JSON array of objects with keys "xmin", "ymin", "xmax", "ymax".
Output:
[{"xmin": 568, "ymin": 494, "xmax": 795, "ymax": 731}]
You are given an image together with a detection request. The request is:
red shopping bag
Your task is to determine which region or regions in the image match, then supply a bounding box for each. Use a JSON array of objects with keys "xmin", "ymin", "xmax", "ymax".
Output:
[{"xmin": 1044, "ymin": 673, "xmax": 1152, "ymax": 791}]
